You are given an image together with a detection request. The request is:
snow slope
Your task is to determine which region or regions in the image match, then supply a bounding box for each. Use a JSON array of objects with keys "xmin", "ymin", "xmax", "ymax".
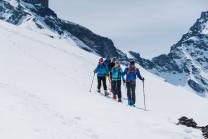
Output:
[{"xmin": 0, "ymin": 20, "xmax": 207, "ymax": 139}]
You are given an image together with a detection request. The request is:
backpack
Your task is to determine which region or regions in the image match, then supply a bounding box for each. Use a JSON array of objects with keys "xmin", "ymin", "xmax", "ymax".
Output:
[
  {"xmin": 127, "ymin": 67, "xmax": 138, "ymax": 75},
  {"xmin": 112, "ymin": 67, "xmax": 121, "ymax": 80},
  {"xmin": 98, "ymin": 64, "xmax": 107, "ymax": 73}
]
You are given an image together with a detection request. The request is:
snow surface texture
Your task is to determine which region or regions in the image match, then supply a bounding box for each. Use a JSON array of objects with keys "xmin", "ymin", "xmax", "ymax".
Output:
[{"xmin": 0, "ymin": 20, "xmax": 207, "ymax": 139}]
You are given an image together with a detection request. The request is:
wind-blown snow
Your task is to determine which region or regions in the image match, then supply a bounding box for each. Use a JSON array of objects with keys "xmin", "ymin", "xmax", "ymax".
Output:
[{"xmin": 0, "ymin": 20, "xmax": 207, "ymax": 139}]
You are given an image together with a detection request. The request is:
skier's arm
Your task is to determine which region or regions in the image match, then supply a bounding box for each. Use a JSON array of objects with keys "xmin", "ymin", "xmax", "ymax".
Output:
[
  {"xmin": 94, "ymin": 65, "xmax": 99, "ymax": 73},
  {"xmin": 136, "ymin": 68, "xmax": 143, "ymax": 80},
  {"xmin": 105, "ymin": 65, "xmax": 109, "ymax": 76},
  {"xmin": 122, "ymin": 68, "xmax": 127, "ymax": 83},
  {"xmin": 120, "ymin": 68, "xmax": 125, "ymax": 81},
  {"xmin": 122, "ymin": 68, "xmax": 127, "ymax": 76},
  {"xmin": 110, "ymin": 68, "xmax": 114, "ymax": 77}
]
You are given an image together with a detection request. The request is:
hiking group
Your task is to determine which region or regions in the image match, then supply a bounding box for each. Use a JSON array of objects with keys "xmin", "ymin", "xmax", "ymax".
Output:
[{"xmin": 93, "ymin": 57, "xmax": 145, "ymax": 107}]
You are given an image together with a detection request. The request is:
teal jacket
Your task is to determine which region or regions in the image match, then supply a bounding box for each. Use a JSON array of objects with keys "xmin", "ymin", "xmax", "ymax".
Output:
[{"xmin": 111, "ymin": 67, "xmax": 124, "ymax": 81}]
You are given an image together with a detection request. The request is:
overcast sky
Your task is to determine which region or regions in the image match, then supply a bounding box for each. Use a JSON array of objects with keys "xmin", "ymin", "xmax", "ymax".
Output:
[{"xmin": 50, "ymin": 0, "xmax": 208, "ymax": 58}]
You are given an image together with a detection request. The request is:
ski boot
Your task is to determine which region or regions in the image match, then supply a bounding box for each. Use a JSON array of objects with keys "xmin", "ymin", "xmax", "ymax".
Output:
[
  {"xmin": 104, "ymin": 90, "xmax": 109, "ymax": 96},
  {"xmin": 113, "ymin": 95, "xmax": 117, "ymax": 100},
  {"xmin": 118, "ymin": 98, "xmax": 122, "ymax": 103},
  {"xmin": 128, "ymin": 99, "xmax": 133, "ymax": 106}
]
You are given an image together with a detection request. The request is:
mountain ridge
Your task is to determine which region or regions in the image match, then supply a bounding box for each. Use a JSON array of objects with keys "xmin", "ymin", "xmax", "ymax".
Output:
[
  {"xmin": 0, "ymin": 0, "xmax": 207, "ymax": 95},
  {"xmin": 0, "ymin": 20, "xmax": 207, "ymax": 139},
  {"xmin": 0, "ymin": 0, "xmax": 127, "ymax": 59},
  {"xmin": 130, "ymin": 11, "xmax": 208, "ymax": 96}
]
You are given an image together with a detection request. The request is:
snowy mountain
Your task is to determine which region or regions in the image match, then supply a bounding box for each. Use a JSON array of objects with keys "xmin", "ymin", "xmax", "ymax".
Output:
[
  {"xmin": 0, "ymin": 0, "xmax": 127, "ymax": 59},
  {"xmin": 2, "ymin": 0, "xmax": 207, "ymax": 96},
  {"xmin": 130, "ymin": 11, "xmax": 208, "ymax": 96},
  {"xmin": 0, "ymin": 0, "xmax": 208, "ymax": 138},
  {"xmin": 0, "ymin": 18, "xmax": 208, "ymax": 139}
]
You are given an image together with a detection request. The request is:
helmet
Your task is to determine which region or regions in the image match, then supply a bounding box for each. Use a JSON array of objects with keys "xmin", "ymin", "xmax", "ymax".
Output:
[
  {"xmin": 115, "ymin": 61, "xmax": 120, "ymax": 67},
  {"xmin": 115, "ymin": 61, "xmax": 120, "ymax": 65},
  {"xmin": 111, "ymin": 57, "xmax": 116, "ymax": 62},
  {"xmin": 99, "ymin": 58, "xmax": 104, "ymax": 62},
  {"xmin": 129, "ymin": 60, "xmax": 135, "ymax": 65}
]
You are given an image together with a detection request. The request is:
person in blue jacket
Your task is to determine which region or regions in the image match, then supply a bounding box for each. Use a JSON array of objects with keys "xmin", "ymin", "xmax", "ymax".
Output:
[
  {"xmin": 94, "ymin": 58, "xmax": 109, "ymax": 96},
  {"xmin": 123, "ymin": 60, "xmax": 144, "ymax": 106},
  {"xmin": 111, "ymin": 61, "xmax": 125, "ymax": 102}
]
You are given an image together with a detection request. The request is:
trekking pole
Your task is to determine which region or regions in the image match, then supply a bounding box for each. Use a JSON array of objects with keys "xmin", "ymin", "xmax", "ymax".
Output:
[
  {"xmin": 89, "ymin": 73, "xmax": 95, "ymax": 92},
  {"xmin": 108, "ymin": 75, "xmax": 112, "ymax": 94},
  {"xmin": 142, "ymin": 80, "xmax": 147, "ymax": 111},
  {"xmin": 123, "ymin": 82, "xmax": 127, "ymax": 91}
]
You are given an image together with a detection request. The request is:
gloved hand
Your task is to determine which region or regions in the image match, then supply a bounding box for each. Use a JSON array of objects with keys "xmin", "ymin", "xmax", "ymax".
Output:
[
  {"xmin": 123, "ymin": 79, "xmax": 126, "ymax": 83},
  {"xmin": 142, "ymin": 77, "xmax": 145, "ymax": 81},
  {"xmin": 94, "ymin": 70, "xmax": 96, "ymax": 74}
]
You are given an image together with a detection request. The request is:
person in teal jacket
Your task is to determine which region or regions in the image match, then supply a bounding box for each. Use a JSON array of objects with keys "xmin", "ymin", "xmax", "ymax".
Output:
[
  {"xmin": 94, "ymin": 58, "xmax": 109, "ymax": 96},
  {"xmin": 111, "ymin": 61, "xmax": 125, "ymax": 102}
]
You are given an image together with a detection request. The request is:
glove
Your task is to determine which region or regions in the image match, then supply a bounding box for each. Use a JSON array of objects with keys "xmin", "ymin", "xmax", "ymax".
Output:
[
  {"xmin": 142, "ymin": 77, "xmax": 145, "ymax": 81},
  {"xmin": 94, "ymin": 70, "xmax": 96, "ymax": 74},
  {"xmin": 123, "ymin": 79, "xmax": 126, "ymax": 83}
]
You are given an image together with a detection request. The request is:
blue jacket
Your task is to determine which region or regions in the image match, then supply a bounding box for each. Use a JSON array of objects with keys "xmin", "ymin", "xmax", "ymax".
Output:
[
  {"xmin": 111, "ymin": 67, "xmax": 124, "ymax": 81},
  {"xmin": 104, "ymin": 59, "xmax": 110, "ymax": 67},
  {"xmin": 95, "ymin": 64, "xmax": 108, "ymax": 77},
  {"xmin": 123, "ymin": 67, "xmax": 143, "ymax": 81}
]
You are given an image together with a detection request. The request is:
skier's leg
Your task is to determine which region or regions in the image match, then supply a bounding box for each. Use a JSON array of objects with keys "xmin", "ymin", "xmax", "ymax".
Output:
[
  {"xmin": 109, "ymin": 76, "xmax": 112, "ymax": 92},
  {"xmin": 131, "ymin": 82, "xmax": 136, "ymax": 105},
  {"xmin": 126, "ymin": 82, "xmax": 131, "ymax": 105},
  {"xmin": 103, "ymin": 76, "xmax": 107, "ymax": 91},
  {"xmin": 117, "ymin": 80, "xmax": 122, "ymax": 102},
  {"xmin": 112, "ymin": 81, "xmax": 117, "ymax": 99},
  {"xmin": 102, "ymin": 76, "xmax": 108, "ymax": 96},
  {"xmin": 97, "ymin": 76, "xmax": 101, "ymax": 92}
]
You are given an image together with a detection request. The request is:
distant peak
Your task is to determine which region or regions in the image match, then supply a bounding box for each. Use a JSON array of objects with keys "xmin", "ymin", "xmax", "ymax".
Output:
[
  {"xmin": 20, "ymin": 0, "xmax": 49, "ymax": 7},
  {"xmin": 201, "ymin": 11, "xmax": 208, "ymax": 19}
]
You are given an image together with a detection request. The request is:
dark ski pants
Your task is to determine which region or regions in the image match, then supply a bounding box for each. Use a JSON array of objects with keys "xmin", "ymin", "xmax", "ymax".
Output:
[
  {"xmin": 112, "ymin": 80, "xmax": 122, "ymax": 99},
  {"xmin": 97, "ymin": 76, "xmax": 107, "ymax": 91},
  {"xmin": 126, "ymin": 81, "xmax": 136, "ymax": 104}
]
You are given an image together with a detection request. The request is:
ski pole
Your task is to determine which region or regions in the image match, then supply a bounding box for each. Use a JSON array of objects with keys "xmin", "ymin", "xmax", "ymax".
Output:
[
  {"xmin": 89, "ymin": 73, "xmax": 95, "ymax": 92},
  {"xmin": 108, "ymin": 75, "xmax": 112, "ymax": 94},
  {"xmin": 123, "ymin": 82, "xmax": 127, "ymax": 91},
  {"xmin": 142, "ymin": 80, "xmax": 147, "ymax": 111}
]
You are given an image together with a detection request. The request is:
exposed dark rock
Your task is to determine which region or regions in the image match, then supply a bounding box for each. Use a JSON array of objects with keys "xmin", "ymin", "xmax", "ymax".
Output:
[
  {"xmin": 188, "ymin": 79, "xmax": 205, "ymax": 93},
  {"xmin": 129, "ymin": 51, "xmax": 155, "ymax": 69},
  {"xmin": 177, "ymin": 116, "xmax": 208, "ymax": 139},
  {"xmin": 202, "ymin": 125, "xmax": 208, "ymax": 139},
  {"xmin": 177, "ymin": 116, "xmax": 197, "ymax": 128}
]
